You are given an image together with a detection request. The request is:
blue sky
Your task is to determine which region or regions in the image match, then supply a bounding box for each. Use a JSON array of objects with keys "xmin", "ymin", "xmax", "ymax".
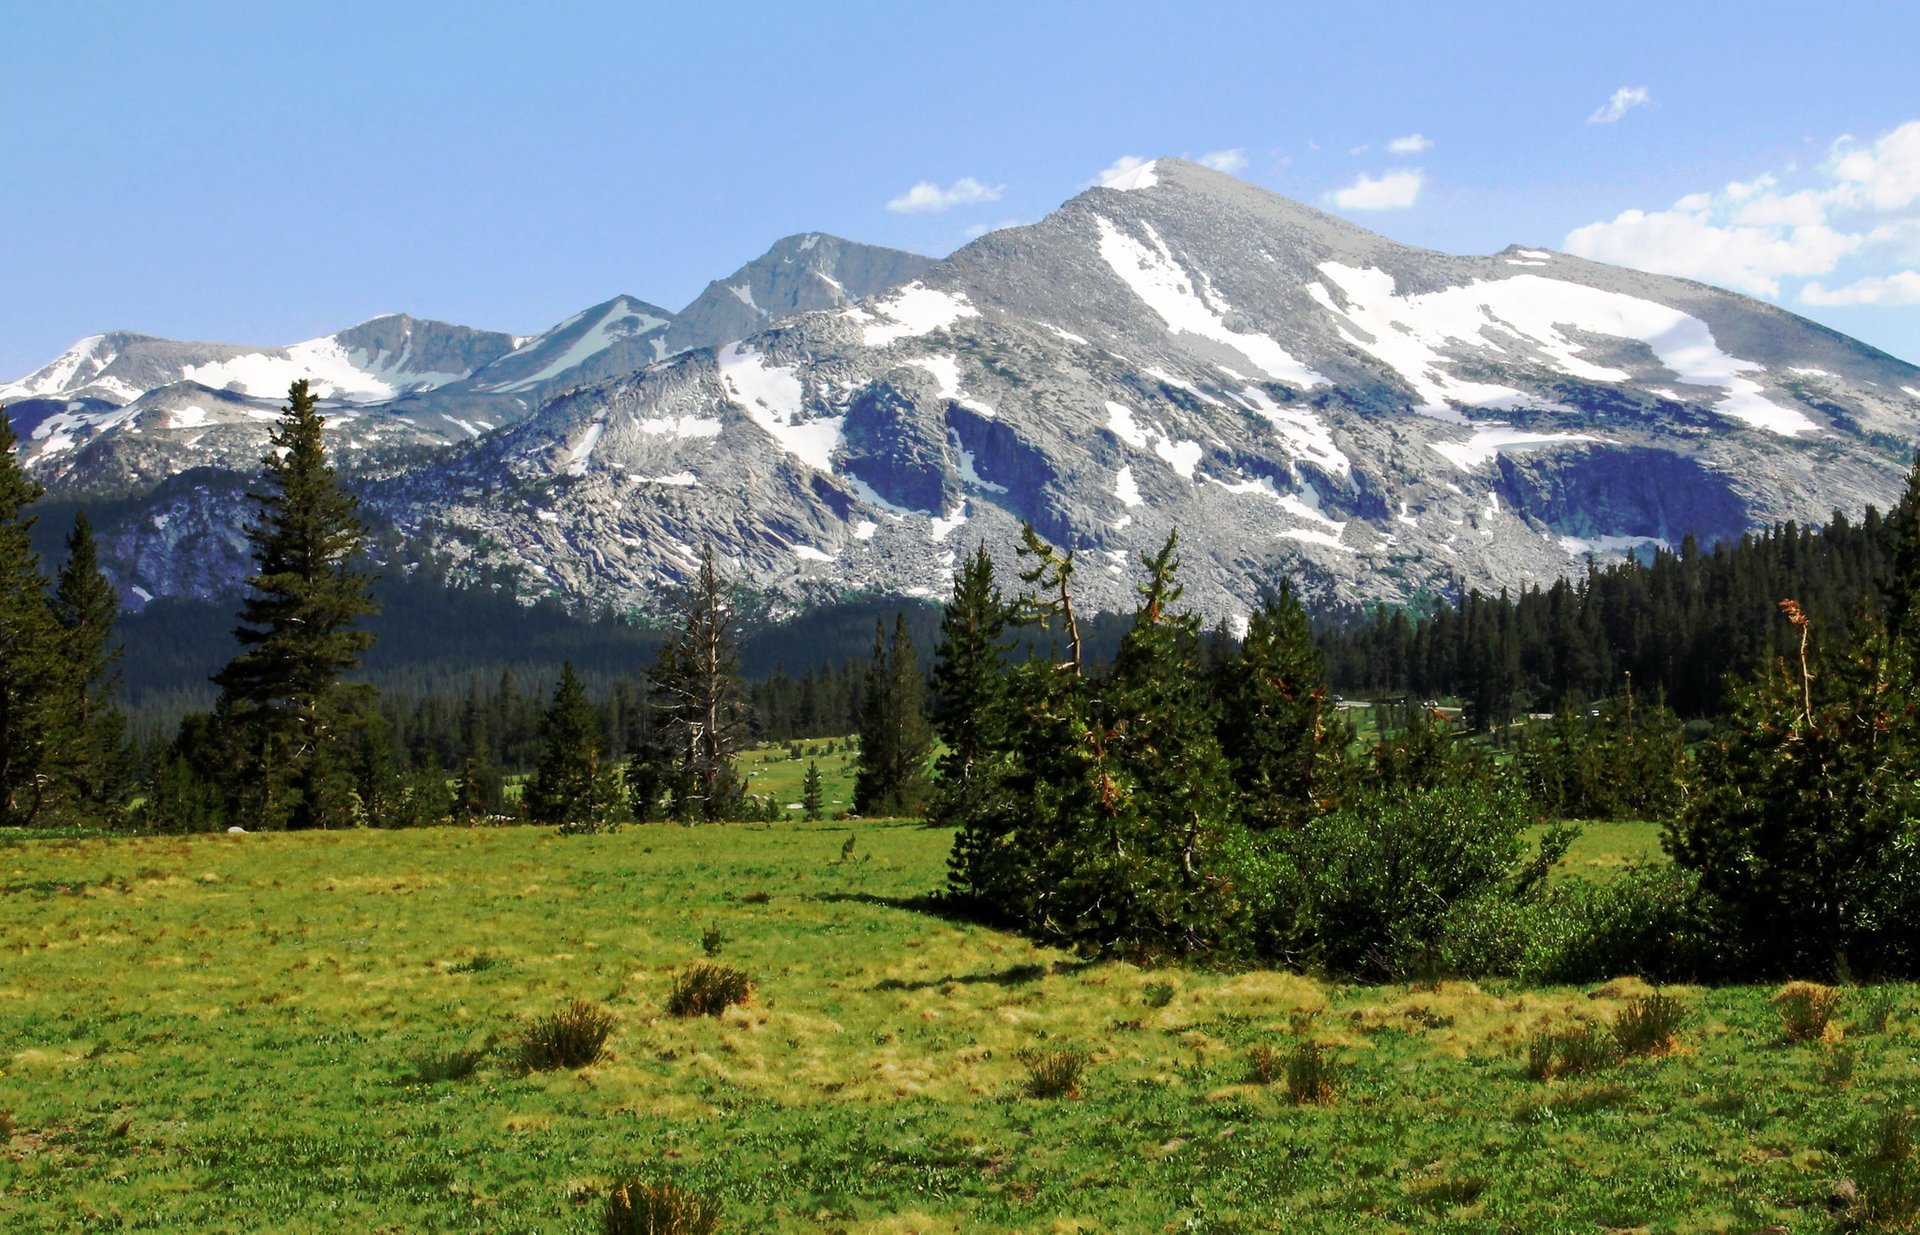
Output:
[{"xmin": 6, "ymin": 0, "xmax": 1920, "ymax": 379}]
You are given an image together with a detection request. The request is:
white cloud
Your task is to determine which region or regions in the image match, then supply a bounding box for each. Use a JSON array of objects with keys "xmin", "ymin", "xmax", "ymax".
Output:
[
  {"xmin": 1802, "ymin": 271, "xmax": 1920, "ymax": 306},
  {"xmin": 1828, "ymin": 120, "xmax": 1920, "ymax": 211},
  {"xmin": 885, "ymin": 176, "xmax": 1005, "ymax": 214},
  {"xmin": 1089, "ymin": 155, "xmax": 1150, "ymax": 189},
  {"xmin": 1587, "ymin": 86, "xmax": 1651, "ymax": 125},
  {"xmin": 1348, "ymin": 144, "xmax": 1370, "ymax": 155},
  {"xmin": 962, "ymin": 218, "xmax": 1022, "ymax": 240},
  {"xmin": 1196, "ymin": 148, "xmax": 1247, "ymax": 173},
  {"xmin": 1331, "ymin": 169, "xmax": 1423, "ymax": 210},
  {"xmin": 1565, "ymin": 208, "xmax": 1859, "ymax": 297},
  {"xmin": 1564, "ymin": 118, "xmax": 1920, "ymax": 309},
  {"xmin": 1386, "ymin": 133, "xmax": 1432, "ymax": 155}
]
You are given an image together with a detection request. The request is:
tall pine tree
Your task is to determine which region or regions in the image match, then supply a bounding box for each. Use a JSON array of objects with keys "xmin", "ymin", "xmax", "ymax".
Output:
[
  {"xmin": 49, "ymin": 511, "xmax": 130, "ymax": 823},
  {"xmin": 0, "ymin": 415, "xmax": 66, "ymax": 827},
  {"xmin": 525, "ymin": 662, "xmax": 621, "ymax": 833},
  {"xmin": 853, "ymin": 613, "xmax": 933, "ymax": 816},
  {"xmin": 1213, "ymin": 582, "xmax": 1349, "ymax": 831},
  {"xmin": 211, "ymin": 379, "xmax": 378, "ymax": 829},
  {"xmin": 931, "ymin": 544, "xmax": 1011, "ymax": 862}
]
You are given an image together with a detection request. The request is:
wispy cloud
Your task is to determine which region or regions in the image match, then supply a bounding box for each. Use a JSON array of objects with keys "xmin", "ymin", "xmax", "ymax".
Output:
[
  {"xmin": 962, "ymin": 218, "xmax": 1023, "ymax": 240},
  {"xmin": 1196, "ymin": 148, "xmax": 1247, "ymax": 173},
  {"xmin": 885, "ymin": 176, "xmax": 1005, "ymax": 214},
  {"xmin": 1331, "ymin": 169, "xmax": 1423, "ymax": 210},
  {"xmin": 1587, "ymin": 86, "xmax": 1652, "ymax": 125},
  {"xmin": 1803, "ymin": 271, "xmax": 1920, "ymax": 306},
  {"xmin": 1386, "ymin": 133, "xmax": 1432, "ymax": 155},
  {"xmin": 1563, "ymin": 119, "xmax": 1920, "ymax": 308}
]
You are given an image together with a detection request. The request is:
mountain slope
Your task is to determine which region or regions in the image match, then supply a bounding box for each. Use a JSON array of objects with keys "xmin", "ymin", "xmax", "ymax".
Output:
[{"xmin": 366, "ymin": 158, "xmax": 1920, "ymax": 624}]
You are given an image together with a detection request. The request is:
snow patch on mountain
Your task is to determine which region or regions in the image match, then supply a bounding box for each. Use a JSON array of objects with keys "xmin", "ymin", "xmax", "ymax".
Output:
[
  {"xmin": 856, "ymin": 284, "xmax": 980, "ymax": 348},
  {"xmin": 1429, "ymin": 425, "xmax": 1607, "ymax": 470},
  {"xmin": 718, "ymin": 343, "xmax": 841, "ymax": 471}
]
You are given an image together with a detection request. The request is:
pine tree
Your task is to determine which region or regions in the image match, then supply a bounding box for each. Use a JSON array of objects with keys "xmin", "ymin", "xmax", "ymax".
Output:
[
  {"xmin": 48, "ymin": 511, "xmax": 131, "ymax": 823},
  {"xmin": 0, "ymin": 414, "xmax": 66, "ymax": 828},
  {"xmin": 801, "ymin": 759, "xmax": 824, "ymax": 821},
  {"xmin": 854, "ymin": 613, "xmax": 934, "ymax": 816},
  {"xmin": 211, "ymin": 380, "xmax": 378, "ymax": 829},
  {"xmin": 853, "ymin": 619, "xmax": 894, "ymax": 815},
  {"xmin": 651, "ymin": 544, "xmax": 747, "ymax": 821},
  {"xmin": 453, "ymin": 686, "xmax": 501, "ymax": 825},
  {"xmin": 525, "ymin": 663, "xmax": 620, "ymax": 833},
  {"xmin": 930, "ymin": 544, "xmax": 1009, "ymax": 836},
  {"xmin": 1213, "ymin": 582, "xmax": 1349, "ymax": 831}
]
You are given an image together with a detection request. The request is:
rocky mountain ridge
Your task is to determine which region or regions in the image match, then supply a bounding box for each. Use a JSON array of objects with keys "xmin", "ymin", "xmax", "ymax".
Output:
[{"xmin": 10, "ymin": 160, "xmax": 1920, "ymax": 623}]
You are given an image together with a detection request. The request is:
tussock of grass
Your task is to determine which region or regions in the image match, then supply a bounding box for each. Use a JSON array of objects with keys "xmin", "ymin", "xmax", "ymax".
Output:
[
  {"xmin": 1525, "ymin": 1022, "xmax": 1613, "ymax": 1081},
  {"xmin": 406, "ymin": 1042, "xmax": 490, "ymax": 1084},
  {"xmin": 1776, "ymin": 981, "xmax": 1842, "ymax": 1043},
  {"xmin": 520, "ymin": 1001, "xmax": 614, "ymax": 1071},
  {"xmin": 1020, "ymin": 1047, "xmax": 1088, "ymax": 1098},
  {"xmin": 1612, "ymin": 991, "xmax": 1687, "ymax": 1057},
  {"xmin": 1284, "ymin": 1041, "xmax": 1338, "ymax": 1105},
  {"xmin": 666, "ymin": 962, "xmax": 753, "ymax": 1018},
  {"xmin": 603, "ymin": 1176, "xmax": 722, "ymax": 1235}
]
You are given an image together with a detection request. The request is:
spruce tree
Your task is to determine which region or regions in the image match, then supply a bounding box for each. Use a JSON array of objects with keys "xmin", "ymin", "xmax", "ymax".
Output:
[
  {"xmin": 211, "ymin": 380, "xmax": 378, "ymax": 829},
  {"xmin": 930, "ymin": 544, "xmax": 1009, "ymax": 835},
  {"xmin": 1213, "ymin": 582, "xmax": 1348, "ymax": 831},
  {"xmin": 801, "ymin": 759, "xmax": 824, "ymax": 821},
  {"xmin": 525, "ymin": 663, "xmax": 620, "ymax": 833},
  {"xmin": 49, "ymin": 511, "xmax": 131, "ymax": 823},
  {"xmin": 0, "ymin": 414, "xmax": 67, "ymax": 828},
  {"xmin": 453, "ymin": 687, "xmax": 502, "ymax": 825},
  {"xmin": 854, "ymin": 613, "xmax": 933, "ymax": 816}
]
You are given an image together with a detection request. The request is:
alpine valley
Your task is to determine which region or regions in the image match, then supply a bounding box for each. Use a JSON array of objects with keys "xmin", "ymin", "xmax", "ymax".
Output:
[{"xmin": 8, "ymin": 159, "xmax": 1919, "ymax": 624}]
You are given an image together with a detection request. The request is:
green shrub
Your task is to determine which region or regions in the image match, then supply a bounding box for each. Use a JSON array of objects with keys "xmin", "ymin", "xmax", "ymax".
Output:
[
  {"xmin": 1611, "ymin": 992, "xmax": 1687, "ymax": 1057},
  {"xmin": 450, "ymin": 952, "xmax": 498, "ymax": 974},
  {"xmin": 1819, "ymin": 1042, "xmax": 1857, "ymax": 1088},
  {"xmin": 1276, "ymin": 784, "xmax": 1541, "ymax": 980},
  {"xmin": 1284, "ymin": 1041, "xmax": 1338, "ymax": 1105},
  {"xmin": 666, "ymin": 963, "xmax": 753, "ymax": 1018},
  {"xmin": 603, "ymin": 1176, "xmax": 722, "ymax": 1235},
  {"xmin": 1020, "ymin": 1047, "xmax": 1088, "ymax": 1099},
  {"xmin": 520, "ymin": 1001, "xmax": 615, "ymax": 1071},
  {"xmin": 1142, "ymin": 982, "xmax": 1175, "ymax": 1009},
  {"xmin": 698, "ymin": 922, "xmax": 726, "ymax": 958},
  {"xmin": 1776, "ymin": 982, "xmax": 1842, "ymax": 1043}
]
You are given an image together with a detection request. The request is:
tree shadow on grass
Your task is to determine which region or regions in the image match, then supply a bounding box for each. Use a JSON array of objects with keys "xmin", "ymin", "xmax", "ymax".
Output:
[{"xmin": 868, "ymin": 959, "xmax": 1100, "ymax": 992}]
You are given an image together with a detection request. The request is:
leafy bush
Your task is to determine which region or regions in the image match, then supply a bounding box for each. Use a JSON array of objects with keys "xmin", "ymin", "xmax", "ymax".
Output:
[
  {"xmin": 520, "ymin": 1001, "xmax": 615, "ymax": 1071},
  {"xmin": 1776, "ymin": 982, "xmax": 1842, "ymax": 1043},
  {"xmin": 1284, "ymin": 1041, "xmax": 1337, "ymax": 1105},
  {"xmin": 1142, "ymin": 982, "xmax": 1175, "ymax": 1009},
  {"xmin": 698, "ymin": 923, "xmax": 726, "ymax": 957},
  {"xmin": 1524, "ymin": 1023, "xmax": 1613, "ymax": 1081},
  {"xmin": 1611, "ymin": 992, "xmax": 1687, "ymax": 1057},
  {"xmin": 603, "ymin": 1176, "xmax": 722, "ymax": 1235},
  {"xmin": 1020, "ymin": 1047, "xmax": 1088, "ymax": 1099},
  {"xmin": 1273, "ymin": 783, "xmax": 1547, "ymax": 979},
  {"xmin": 666, "ymin": 963, "xmax": 753, "ymax": 1018}
]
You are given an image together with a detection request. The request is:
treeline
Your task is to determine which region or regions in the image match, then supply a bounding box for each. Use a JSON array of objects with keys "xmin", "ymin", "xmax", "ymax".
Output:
[{"xmin": 1318, "ymin": 507, "xmax": 1898, "ymax": 724}]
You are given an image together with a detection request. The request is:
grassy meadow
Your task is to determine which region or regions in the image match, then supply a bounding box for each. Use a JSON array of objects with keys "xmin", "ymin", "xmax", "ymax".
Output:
[{"xmin": 2, "ymin": 796, "xmax": 1917, "ymax": 1231}]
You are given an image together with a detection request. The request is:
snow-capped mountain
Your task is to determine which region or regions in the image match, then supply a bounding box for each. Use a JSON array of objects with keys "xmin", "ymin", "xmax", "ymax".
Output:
[
  {"xmin": 364, "ymin": 158, "xmax": 1920, "ymax": 623},
  {"xmin": 13, "ymin": 159, "xmax": 1919, "ymax": 620},
  {"xmin": 4, "ymin": 236, "xmax": 932, "ymax": 500}
]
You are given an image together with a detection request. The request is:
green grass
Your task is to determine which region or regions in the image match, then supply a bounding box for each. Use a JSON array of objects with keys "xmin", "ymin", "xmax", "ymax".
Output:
[
  {"xmin": 736, "ymin": 738, "xmax": 860, "ymax": 813},
  {"xmin": 0, "ymin": 817, "xmax": 1914, "ymax": 1231}
]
